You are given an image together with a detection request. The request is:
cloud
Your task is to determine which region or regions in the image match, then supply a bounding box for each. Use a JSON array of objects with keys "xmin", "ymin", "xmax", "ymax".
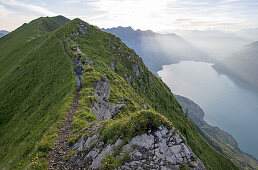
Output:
[
  {"xmin": 64, "ymin": 0, "xmax": 83, "ymax": 4},
  {"xmin": 0, "ymin": 4, "xmax": 13, "ymax": 19},
  {"xmin": 1, "ymin": 0, "xmax": 56, "ymax": 16},
  {"xmin": 222, "ymin": 0, "xmax": 240, "ymax": 2},
  {"xmin": 1, "ymin": 0, "xmax": 257, "ymax": 32},
  {"xmin": 84, "ymin": 0, "xmax": 179, "ymax": 30}
]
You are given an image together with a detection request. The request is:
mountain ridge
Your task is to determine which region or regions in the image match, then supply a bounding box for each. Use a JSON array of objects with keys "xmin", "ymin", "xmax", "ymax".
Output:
[{"xmin": 0, "ymin": 16, "xmax": 238, "ymax": 169}]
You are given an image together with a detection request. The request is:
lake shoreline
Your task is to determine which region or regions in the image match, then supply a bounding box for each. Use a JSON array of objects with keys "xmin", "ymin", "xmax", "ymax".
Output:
[{"xmin": 158, "ymin": 61, "xmax": 258, "ymax": 159}]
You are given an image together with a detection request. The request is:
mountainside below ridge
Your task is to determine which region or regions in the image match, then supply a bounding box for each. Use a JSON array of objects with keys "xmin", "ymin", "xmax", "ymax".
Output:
[
  {"xmin": 103, "ymin": 27, "xmax": 210, "ymax": 74},
  {"xmin": 0, "ymin": 16, "xmax": 238, "ymax": 169},
  {"xmin": 175, "ymin": 95, "xmax": 258, "ymax": 169}
]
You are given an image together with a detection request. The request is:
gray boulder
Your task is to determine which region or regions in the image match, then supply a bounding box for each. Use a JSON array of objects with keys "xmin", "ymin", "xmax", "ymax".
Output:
[{"xmin": 93, "ymin": 78, "xmax": 110, "ymax": 101}]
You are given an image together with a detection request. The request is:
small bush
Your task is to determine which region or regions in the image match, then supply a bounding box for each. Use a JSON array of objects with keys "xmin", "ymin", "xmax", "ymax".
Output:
[
  {"xmin": 75, "ymin": 110, "xmax": 97, "ymax": 122},
  {"xmin": 99, "ymin": 110, "xmax": 172, "ymax": 144},
  {"xmin": 72, "ymin": 118, "xmax": 87, "ymax": 129}
]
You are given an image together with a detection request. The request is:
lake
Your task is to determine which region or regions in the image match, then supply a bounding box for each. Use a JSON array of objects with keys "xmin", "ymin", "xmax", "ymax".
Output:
[{"xmin": 158, "ymin": 61, "xmax": 258, "ymax": 159}]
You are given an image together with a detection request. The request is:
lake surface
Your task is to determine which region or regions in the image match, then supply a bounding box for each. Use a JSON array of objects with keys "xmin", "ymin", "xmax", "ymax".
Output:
[{"xmin": 158, "ymin": 61, "xmax": 258, "ymax": 159}]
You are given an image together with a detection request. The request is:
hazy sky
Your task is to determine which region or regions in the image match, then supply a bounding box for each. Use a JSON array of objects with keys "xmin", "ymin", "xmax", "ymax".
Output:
[{"xmin": 0, "ymin": 0, "xmax": 258, "ymax": 32}]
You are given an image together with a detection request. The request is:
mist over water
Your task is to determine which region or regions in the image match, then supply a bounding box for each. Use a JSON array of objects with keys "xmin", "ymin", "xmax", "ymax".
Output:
[{"xmin": 158, "ymin": 61, "xmax": 258, "ymax": 159}]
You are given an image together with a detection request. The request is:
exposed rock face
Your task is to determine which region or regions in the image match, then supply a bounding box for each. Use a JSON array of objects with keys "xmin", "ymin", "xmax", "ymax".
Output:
[
  {"xmin": 68, "ymin": 126, "xmax": 206, "ymax": 169},
  {"xmin": 92, "ymin": 78, "xmax": 125, "ymax": 121},
  {"xmin": 71, "ymin": 21, "xmax": 89, "ymax": 36},
  {"xmin": 109, "ymin": 61, "xmax": 116, "ymax": 71},
  {"xmin": 149, "ymin": 75, "xmax": 153, "ymax": 84},
  {"xmin": 133, "ymin": 64, "xmax": 140, "ymax": 76},
  {"xmin": 78, "ymin": 21, "xmax": 89, "ymax": 35},
  {"xmin": 93, "ymin": 78, "xmax": 111, "ymax": 101},
  {"xmin": 91, "ymin": 100, "xmax": 123, "ymax": 121}
]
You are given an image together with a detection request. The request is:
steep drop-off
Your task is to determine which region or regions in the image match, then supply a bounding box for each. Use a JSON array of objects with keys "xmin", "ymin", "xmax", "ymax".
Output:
[{"xmin": 175, "ymin": 95, "xmax": 258, "ymax": 169}]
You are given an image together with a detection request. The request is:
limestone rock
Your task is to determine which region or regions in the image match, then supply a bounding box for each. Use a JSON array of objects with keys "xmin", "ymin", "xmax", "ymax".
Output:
[
  {"xmin": 68, "ymin": 126, "xmax": 206, "ymax": 170},
  {"xmin": 92, "ymin": 78, "xmax": 125, "ymax": 121},
  {"xmin": 133, "ymin": 64, "xmax": 140, "ymax": 76},
  {"xmin": 109, "ymin": 61, "xmax": 116, "ymax": 71},
  {"xmin": 93, "ymin": 78, "xmax": 110, "ymax": 101},
  {"xmin": 78, "ymin": 21, "xmax": 89, "ymax": 35},
  {"xmin": 73, "ymin": 137, "xmax": 85, "ymax": 151},
  {"xmin": 149, "ymin": 75, "xmax": 153, "ymax": 84}
]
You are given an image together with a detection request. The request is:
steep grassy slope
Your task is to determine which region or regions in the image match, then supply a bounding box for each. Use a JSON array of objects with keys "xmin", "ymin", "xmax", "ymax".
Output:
[
  {"xmin": 0, "ymin": 16, "xmax": 75, "ymax": 169},
  {"xmin": 52, "ymin": 18, "xmax": 238, "ymax": 169}
]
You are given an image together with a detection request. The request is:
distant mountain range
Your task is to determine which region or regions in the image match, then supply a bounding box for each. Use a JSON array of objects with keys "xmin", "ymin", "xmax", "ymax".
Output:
[
  {"xmin": 237, "ymin": 28, "xmax": 258, "ymax": 42},
  {"xmin": 0, "ymin": 30, "xmax": 9, "ymax": 38},
  {"xmin": 222, "ymin": 41, "xmax": 258, "ymax": 89},
  {"xmin": 103, "ymin": 27, "xmax": 211, "ymax": 74},
  {"xmin": 174, "ymin": 30, "xmax": 251, "ymax": 61},
  {"xmin": 175, "ymin": 95, "xmax": 258, "ymax": 169}
]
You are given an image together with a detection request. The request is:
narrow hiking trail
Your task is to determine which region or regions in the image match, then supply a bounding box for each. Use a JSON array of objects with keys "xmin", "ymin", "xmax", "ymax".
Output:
[
  {"xmin": 47, "ymin": 91, "xmax": 79, "ymax": 169},
  {"xmin": 47, "ymin": 36, "xmax": 79, "ymax": 169}
]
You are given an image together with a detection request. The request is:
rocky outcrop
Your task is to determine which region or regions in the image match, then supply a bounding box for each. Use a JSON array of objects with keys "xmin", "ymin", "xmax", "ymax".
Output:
[
  {"xmin": 109, "ymin": 61, "xmax": 116, "ymax": 71},
  {"xmin": 149, "ymin": 75, "xmax": 153, "ymax": 84},
  {"xmin": 133, "ymin": 64, "xmax": 140, "ymax": 77},
  {"xmin": 71, "ymin": 21, "xmax": 89, "ymax": 37},
  {"xmin": 91, "ymin": 78, "xmax": 125, "ymax": 121},
  {"xmin": 91, "ymin": 100, "xmax": 124, "ymax": 121},
  {"xmin": 68, "ymin": 126, "xmax": 205, "ymax": 169},
  {"xmin": 93, "ymin": 78, "xmax": 111, "ymax": 101}
]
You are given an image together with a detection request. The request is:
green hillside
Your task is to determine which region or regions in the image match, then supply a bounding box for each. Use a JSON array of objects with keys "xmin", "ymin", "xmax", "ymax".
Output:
[
  {"xmin": 0, "ymin": 16, "xmax": 239, "ymax": 169},
  {"xmin": 0, "ymin": 16, "xmax": 74, "ymax": 169}
]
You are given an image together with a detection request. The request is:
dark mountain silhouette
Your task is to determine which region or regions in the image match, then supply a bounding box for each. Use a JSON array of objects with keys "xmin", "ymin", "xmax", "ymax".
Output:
[{"xmin": 0, "ymin": 30, "xmax": 9, "ymax": 38}]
